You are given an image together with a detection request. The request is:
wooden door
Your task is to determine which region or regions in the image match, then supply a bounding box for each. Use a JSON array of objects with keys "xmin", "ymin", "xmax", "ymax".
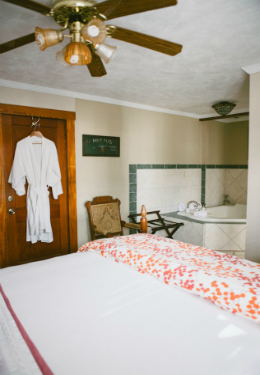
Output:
[{"xmin": 2, "ymin": 114, "xmax": 69, "ymax": 266}]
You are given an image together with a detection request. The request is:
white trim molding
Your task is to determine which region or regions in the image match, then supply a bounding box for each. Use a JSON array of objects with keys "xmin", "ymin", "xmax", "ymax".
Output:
[
  {"xmin": 0, "ymin": 79, "xmax": 250, "ymax": 120},
  {"xmin": 242, "ymin": 63, "xmax": 260, "ymax": 75},
  {"xmin": 0, "ymin": 79, "xmax": 200, "ymax": 119}
]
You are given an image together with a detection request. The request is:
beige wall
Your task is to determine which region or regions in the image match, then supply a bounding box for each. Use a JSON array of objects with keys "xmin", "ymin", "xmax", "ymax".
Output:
[
  {"xmin": 203, "ymin": 120, "xmax": 249, "ymax": 165},
  {"xmin": 0, "ymin": 86, "xmax": 75, "ymax": 112},
  {"xmin": 224, "ymin": 121, "xmax": 249, "ymax": 165},
  {"xmin": 203, "ymin": 121, "xmax": 226, "ymax": 164},
  {"xmin": 245, "ymin": 72, "xmax": 260, "ymax": 262}
]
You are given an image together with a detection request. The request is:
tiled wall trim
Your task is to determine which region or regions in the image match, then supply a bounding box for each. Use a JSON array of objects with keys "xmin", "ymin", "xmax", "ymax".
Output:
[
  {"xmin": 129, "ymin": 164, "xmax": 248, "ymax": 218},
  {"xmin": 206, "ymin": 165, "xmax": 248, "ymax": 169},
  {"xmin": 201, "ymin": 165, "xmax": 206, "ymax": 205}
]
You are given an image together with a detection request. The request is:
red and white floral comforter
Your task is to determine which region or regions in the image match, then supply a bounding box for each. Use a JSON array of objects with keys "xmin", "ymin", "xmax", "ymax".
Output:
[{"xmin": 79, "ymin": 234, "xmax": 260, "ymax": 324}]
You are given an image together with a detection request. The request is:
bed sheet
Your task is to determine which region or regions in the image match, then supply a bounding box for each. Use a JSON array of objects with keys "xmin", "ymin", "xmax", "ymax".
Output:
[{"xmin": 0, "ymin": 252, "xmax": 260, "ymax": 375}]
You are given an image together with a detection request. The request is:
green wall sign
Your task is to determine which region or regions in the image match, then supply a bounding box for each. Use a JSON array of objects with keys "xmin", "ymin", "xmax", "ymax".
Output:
[{"xmin": 82, "ymin": 135, "xmax": 120, "ymax": 157}]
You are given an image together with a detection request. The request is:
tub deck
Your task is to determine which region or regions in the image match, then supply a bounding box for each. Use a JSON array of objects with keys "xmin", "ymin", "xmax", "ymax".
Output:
[
  {"xmin": 162, "ymin": 205, "xmax": 246, "ymax": 258},
  {"xmin": 164, "ymin": 211, "xmax": 246, "ymax": 225}
]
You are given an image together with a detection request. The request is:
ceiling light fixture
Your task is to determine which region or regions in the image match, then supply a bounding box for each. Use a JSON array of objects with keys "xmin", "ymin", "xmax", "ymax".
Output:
[
  {"xmin": 94, "ymin": 43, "xmax": 117, "ymax": 64},
  {"xmin": 65, "ymin": 42, "xmax": 92, "ymax": 65},
  {"xmin": 35, "ymin": 27, "xmax": 64, "ymax": 51},
  {"xmin": 56, "ymin": 45, "xmax": 72, "ymax": 67},
  {"xmin": 212, "ymin": 102, "xmax": 236, "ymax": 116},
  {"xmin": 81, "ymin": 19, "xmax": 107, "ymax": 45}
]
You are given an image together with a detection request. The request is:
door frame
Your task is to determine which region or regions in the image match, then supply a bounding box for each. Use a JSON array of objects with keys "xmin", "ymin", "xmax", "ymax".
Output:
[{"xmin": 0, "ymin": 103, "xmax": 77, "ymax": 268}]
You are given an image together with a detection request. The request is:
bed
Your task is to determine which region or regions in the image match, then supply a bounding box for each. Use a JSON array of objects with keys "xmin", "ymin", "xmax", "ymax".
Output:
[{"xmin": 1, "ymin": 234, "xmax": 260, "ymax": 375}]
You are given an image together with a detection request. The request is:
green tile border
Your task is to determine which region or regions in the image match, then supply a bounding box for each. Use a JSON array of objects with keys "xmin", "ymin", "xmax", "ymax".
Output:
[
  {"xmin": 129, "ymin": 193, "xmax": 137, "ymax": 203},
  {"xmin": 201, "ymin": 165, "xmax": 206, "ymax": 205},
  {"xmin": 151, "ymin": 164, "xmax": 165, "ymax": 169},
  {"xmin": 137, "ymin": 164, "xmax": 151, "ymax": 169},
  {"xmin": 165, "ymin": 164, "xmax": 177, "ymax": 169},
  {"xmin": 206, "ymin": 164, "xmax": 248, "ymax": 169},
  {"xmin": 129, "ymin": 165, "xmax": 137, "ymax": 173},
  {"xmin": 129, "ymin": 164, "xmax": 248, "ymax": 219},
  {"xmin": 129, "ymin": 184, "xmax": 137, "ymax": 193},
  {"xmin": 129, "ymin": 202, "xmax": 137, "ymax": 211},
  {"xmin": 129, "ymin": 174, "xmax": 136, "ymax": 184}
]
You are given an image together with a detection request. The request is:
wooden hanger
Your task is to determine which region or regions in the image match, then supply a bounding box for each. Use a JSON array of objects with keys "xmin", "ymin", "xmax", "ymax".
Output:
[
  {"xmin": 30, "ymin": 130, "xmax": 42, "ymax": 138},
  {"xmin": 30, "ymin": 117, "xmax": 42, "ymax": 143}
]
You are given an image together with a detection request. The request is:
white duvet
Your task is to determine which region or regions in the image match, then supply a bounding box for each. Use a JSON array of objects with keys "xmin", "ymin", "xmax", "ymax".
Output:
[{"xmin": 0, "ymin": 252, "xmax": 260, "ymax": 375}]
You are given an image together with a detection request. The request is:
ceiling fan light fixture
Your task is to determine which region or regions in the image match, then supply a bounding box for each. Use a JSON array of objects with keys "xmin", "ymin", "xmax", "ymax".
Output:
[
  {"xmin": 212, "ymin": 101, "xmax": 236, "ymax": 116},
  {"xmin": 56, "ymin": 46, "xmax": 72, "ymax": 67},
  {"xmin": 81, "ymin": 19, "xmax": 107, "ymax": 45},
  {"xmin": 65, "ymin": 42, "xmax": 92, "ymax": 65},
  {"xmin": 94, "ymin": 43, "xmax": 117, "ymax": 64},
  {"xmin": 35, "ymin": 27, "xmax": 64, "ymax": 51}
]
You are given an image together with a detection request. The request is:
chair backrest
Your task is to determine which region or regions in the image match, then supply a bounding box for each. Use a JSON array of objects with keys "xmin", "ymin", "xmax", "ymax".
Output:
[{"xmin": 86, "ymin": 196, "xmax": 123, "ymax": 240}]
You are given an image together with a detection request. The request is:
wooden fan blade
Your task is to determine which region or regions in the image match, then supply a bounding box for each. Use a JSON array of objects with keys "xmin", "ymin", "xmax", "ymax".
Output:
[
  {"xmin": 2, "ymin": 0, "xmax": 51, "ymax": 15},
  {"xmin": 108, "ymin": 26, "xmax": 182, "ymax": 56},
  {"xmin": 87, "ymin": 50, "xmax": 107, "ymax": 77},
  {"xmin": 0, "ymin": 33, "xmax": 35, "ymax": 54},
  {"xmin": 95, "ymin": 0, "xmax": 177, "ymax": 20}
]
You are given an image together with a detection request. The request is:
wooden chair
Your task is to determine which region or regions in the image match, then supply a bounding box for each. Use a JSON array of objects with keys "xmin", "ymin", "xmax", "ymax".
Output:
[{"xmin": 86, "ymin": 196, "xmax": 147, "ymax": 241}]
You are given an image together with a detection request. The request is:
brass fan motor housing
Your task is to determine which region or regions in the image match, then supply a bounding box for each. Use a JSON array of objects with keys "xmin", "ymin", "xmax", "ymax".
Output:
[
  {"xmin": 51, "ymin": 0, "xmax": 100, "ymax": 26},
  {"xmin": 52, "ymin": 0, "xmax": 97, "ymax": 9}
]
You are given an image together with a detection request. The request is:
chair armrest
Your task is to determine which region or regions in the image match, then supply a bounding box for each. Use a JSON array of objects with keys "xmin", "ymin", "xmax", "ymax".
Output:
[{"xmin": 123, "ymin": 222, "xmax": 141, "ymax": 230}]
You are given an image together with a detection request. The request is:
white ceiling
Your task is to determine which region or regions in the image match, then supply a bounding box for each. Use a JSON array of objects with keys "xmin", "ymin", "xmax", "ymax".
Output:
[{"xmin": 0, "ymin": 0, "xmax": 260, "ymax": 118}]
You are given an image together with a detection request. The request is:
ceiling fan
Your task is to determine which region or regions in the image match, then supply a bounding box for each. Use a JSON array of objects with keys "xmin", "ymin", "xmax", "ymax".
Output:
[{"xmin": 0, "ymin": 0, "xmax": 183, "ymax": 77}]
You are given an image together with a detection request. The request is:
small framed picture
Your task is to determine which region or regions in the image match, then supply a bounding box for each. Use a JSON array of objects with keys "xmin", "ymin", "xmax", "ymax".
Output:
[{"xmin": 82, "ymin": 135, "xmax": 120, "ymax": 157}]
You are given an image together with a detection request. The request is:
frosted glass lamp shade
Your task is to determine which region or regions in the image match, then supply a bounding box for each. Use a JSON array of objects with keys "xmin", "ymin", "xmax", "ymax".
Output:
[
  {"xmin": 65, "ymin": 42, "xmax": 92, "ymax": 65},
  {"xmin": 81, "ymin": 19, "xmax": 107, "ymax": 44},
  {"xmin": 95, "ymin": 43, "xmax": 117, "ymax": 64},
  {"xmin": 35, "ymin": 27, "xmax": 63, "ymax": 51},
  {"xmin": 56, "ymin": 46, "xmax": 72, "ymax": 67}
]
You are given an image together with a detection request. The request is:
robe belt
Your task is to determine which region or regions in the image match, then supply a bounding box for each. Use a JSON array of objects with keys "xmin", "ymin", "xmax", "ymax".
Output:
[{"xmin": 27, "ymin": 185, "xmax": 52, "ymax": 236}]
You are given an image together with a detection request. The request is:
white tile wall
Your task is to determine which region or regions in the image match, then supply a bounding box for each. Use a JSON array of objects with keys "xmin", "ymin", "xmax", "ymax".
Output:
[
  {"xmin": 137, "ymin": 168, "xmax": 201, "ymax": 214},
  {"xmin": 204, "ymin": 223, "xmax": 246, "ymax": 251},
  {"xmin": 206, "ymin": 168, "xmax": 248, "ymax": 207},
  {"xmin": 206, "ymin": 169, "xmax": 225, "ymax": 207},
  {"xmin": 176, "ymin": 220, "xmax": 203, "ymax": 246},
  {"xmin": 135, "ymin": 167, "xmax": 246, "ymax": 256},
  {"xmin": 225, "ymin": 169, "xmax": 248, "ymax": 205},
  {"xmin": 163, "ymin": 217, "xmax": 245, "ymax": 254}
]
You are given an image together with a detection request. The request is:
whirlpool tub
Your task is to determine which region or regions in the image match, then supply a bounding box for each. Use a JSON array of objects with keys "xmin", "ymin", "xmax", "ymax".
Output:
[
  {"xmin": 164, "ymin": 204, "xmax": 246, "ymax": 254},
  {"xmin": 177, "ymin": 203, "xmax": 246, "ymax": 223}
]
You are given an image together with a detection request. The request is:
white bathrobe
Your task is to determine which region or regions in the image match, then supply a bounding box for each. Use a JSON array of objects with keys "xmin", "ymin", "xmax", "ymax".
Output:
[{"xmin": 8, "ymin": 136, "xmax": 63, "ymax": 244}]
